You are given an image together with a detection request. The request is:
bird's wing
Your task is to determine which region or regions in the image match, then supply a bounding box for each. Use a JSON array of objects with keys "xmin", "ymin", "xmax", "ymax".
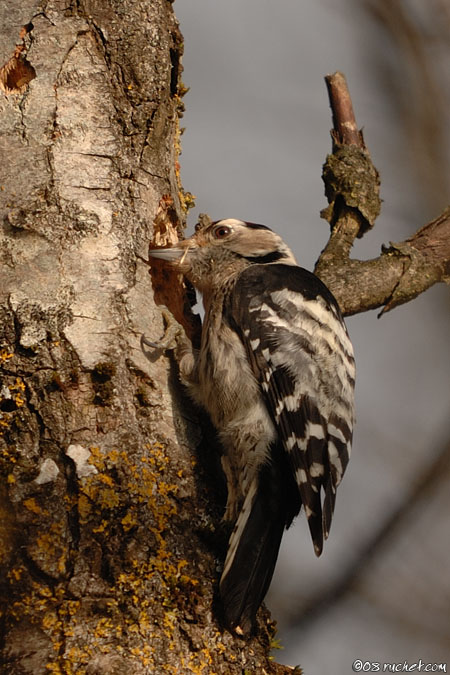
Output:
[{"xmin": 227, "ymin": 263, "xmax": 355, "ymax": 554}]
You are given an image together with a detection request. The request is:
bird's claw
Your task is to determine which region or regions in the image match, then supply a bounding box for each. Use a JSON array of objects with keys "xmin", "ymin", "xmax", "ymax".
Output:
[{"xmin": 141, "ymin": 307, "xmax": 186, "ymax": 352}]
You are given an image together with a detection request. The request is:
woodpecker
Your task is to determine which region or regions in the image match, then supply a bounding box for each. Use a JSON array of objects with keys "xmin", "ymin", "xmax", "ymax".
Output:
[{"xmin": 148, "ymin": 218, "xmax": 355, "ymax": 634}]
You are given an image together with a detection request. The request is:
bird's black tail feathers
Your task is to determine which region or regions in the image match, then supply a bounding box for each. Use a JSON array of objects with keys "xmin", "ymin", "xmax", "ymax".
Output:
[{"xmin": 219, "ymin": 455, "xmax": 298, "ymax": 634}]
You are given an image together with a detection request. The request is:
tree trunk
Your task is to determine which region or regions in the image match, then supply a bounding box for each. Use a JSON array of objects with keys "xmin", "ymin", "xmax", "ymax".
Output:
[{"xmin": 0, "ymin": 2, "xmax": 282, "ymax": 672}]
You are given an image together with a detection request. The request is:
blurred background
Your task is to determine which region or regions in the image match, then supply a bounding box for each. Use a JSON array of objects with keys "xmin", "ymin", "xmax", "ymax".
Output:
[{"xmin": 174, "ymin": 1, "xmax": 450, "ymax": 672}]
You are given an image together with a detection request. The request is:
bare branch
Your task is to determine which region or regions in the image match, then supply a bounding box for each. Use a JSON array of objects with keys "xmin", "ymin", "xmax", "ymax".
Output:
[
  {"xmin": 319, "ymin": 73, "xmax": 381, "ymax": 251},
  {"xmin": 325, "ymin": 71, "xmax": 363, "ymax": 148},
  {"xmin": 315, "ymin": 71, "xmax": 450, "ymax": 316},
  {"xmin": 319, "ymin": 207, "xmax": 450, "ymax": 316}
]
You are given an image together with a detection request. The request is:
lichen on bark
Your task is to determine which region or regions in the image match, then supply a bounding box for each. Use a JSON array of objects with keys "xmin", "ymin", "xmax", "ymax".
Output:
[{"xmin": 0, "ymin": 1, "xmax": 283, "ymax": 673}]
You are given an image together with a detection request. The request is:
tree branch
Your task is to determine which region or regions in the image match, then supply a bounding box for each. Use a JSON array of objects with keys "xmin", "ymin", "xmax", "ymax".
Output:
[
  {"xmin": 325, "ymin": 70, "xmax": 363, "ymax": 147},
  {"xmin": 315, "ymin": 71, "xmax": 450, "ymax": 317}
]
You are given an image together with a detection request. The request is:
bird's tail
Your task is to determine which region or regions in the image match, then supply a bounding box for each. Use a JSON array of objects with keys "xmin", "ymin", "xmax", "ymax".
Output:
[{"xmin": 219, "ymin": 461, "xmax": 289, "ymax": 634}]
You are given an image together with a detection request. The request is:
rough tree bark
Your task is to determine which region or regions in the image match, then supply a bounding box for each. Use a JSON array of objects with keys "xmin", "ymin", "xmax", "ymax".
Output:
[
  {"xmin": 0, "ymin": 4, "xmax": 448, "ymax": 675},
  {"xmin": 0, "ymin": 2, "xmax": 281, "ymax": 673}
]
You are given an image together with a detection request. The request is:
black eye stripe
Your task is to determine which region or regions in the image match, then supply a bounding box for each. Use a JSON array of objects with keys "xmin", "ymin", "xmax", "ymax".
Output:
[
  {"xmin": 244, "ymin": 222, "xmax": 273, "ymax": 231},
  {"xmin": 242, "ymin": 251, "xmax": 287, "ymax": 264}
]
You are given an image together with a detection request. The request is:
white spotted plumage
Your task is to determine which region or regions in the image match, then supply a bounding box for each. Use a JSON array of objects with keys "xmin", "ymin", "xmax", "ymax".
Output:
[{"xmin": 148, "ymin": 218, "xmax": 355, "ymax": 634}]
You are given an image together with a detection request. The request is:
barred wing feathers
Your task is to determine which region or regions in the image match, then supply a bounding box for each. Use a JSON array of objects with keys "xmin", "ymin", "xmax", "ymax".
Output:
[{"xmin": 228, "ymin": 264, "xmax": 355, "ymax": 555}]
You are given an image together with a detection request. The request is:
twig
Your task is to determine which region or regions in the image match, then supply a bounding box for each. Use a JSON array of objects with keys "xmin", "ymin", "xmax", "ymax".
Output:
[
  {"xmin": 315, "ymin": 71, "xmax": 449, "ymax": 316},
  {"xmin": 317, "ymin": 72, "xmax": 381, "ymax": 265},
  {"xmin": 325, "ymin": 71, "xmax": 364, "ymax": 148}
]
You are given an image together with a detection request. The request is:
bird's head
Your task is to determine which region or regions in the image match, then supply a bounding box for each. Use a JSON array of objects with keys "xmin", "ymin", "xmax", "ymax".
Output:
[{"xmin": 149, "ymin": 218, "xmax": 297, "ymax": 291}]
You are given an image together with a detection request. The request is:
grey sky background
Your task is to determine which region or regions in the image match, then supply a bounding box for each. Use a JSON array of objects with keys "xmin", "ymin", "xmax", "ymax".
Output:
[{"xmin": 174, "ymin": 1, "xmax": 450, "ymax": 672}]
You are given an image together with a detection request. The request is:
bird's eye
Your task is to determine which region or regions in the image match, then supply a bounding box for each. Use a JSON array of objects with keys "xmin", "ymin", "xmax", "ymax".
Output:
[{"xmin": 213, "ymin": 225, "xmax": 232, "ymax": 239}]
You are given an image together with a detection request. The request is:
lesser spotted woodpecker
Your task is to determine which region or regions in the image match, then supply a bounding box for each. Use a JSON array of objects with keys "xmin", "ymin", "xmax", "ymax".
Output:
[{"xmin": 148, "ymin": 218, "xmax": 355, "ymax": 634}]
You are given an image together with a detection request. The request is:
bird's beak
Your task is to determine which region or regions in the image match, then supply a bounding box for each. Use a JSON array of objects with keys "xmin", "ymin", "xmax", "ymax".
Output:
[
  {"xmin": 148, "ymin": 238, "xmax": 198, "ymax": 268},
  {"xmin": 148, "ymin": 247, "xmax": 185, "ymax": 262}
]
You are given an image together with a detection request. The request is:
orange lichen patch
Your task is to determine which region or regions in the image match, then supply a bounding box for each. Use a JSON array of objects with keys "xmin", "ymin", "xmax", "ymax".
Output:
[
  {"xmin": 77, "ymin": 475, "xmax": 120, "ymax": 525},
  {"xmin": 23, "ymin": 497, "xmax": 47, "ymax": 515},
  {"xmin": 120, "ymin": 509, "xmax": 138, "ymax": 531},
  {"xmin": 0, "ymin": 376, "xmax": 26, "ymax": 436},
  {"xmin": 10, "ymin": 377, "xmax": 26, "ymax": 407},
  {"xmin": 74, "ymin": 442, "xmax": 182, "ymax": 561},
  {"xmin": 130, "ymin": 443, "xmax": 180, "ymax": 547},
  {"xmin": 28, "ymin": 521, "xmax": 69, "ymax": 575},
  {"xmin": 73, "ymin": 448, "xmax": 137, "ymax": 529},
  {"xmin": 7, "ymin": 566, "xmax": 25, "ymax": 582},
  {"xmin": 77, "ymin": 493, "xmax": 91, "ymax": 521},
  {"xmin": 92, "ymin": 519, "xmax": 109, "ymax": 533},
  {"xmin": 165, "ymin": 649, "xmax": 218, "ymax": 675},
  {"xmin": 2, "ymin": 448, "xmax": 16, "ymax": 463},
  {"xmin": 93, "ymin": 616, "xmax": 114, "ymax": 638},
  {"xmin": 95, "ymin": 473, "xmax": 115, "ymax": 487},
  {"xmin": 3, "ymin": 440, "xmax": 212, "ymax": 673},
  {"xmin": 88, "ymin": 445, "xmax": 122, "ymax": 472},
  {"xmin": 172, "ymin": 77, "xmax": 196, "ymax": 217},
  {"xmin": 0, "ymin": 348, "xmax": 14, "ymax": 362}
]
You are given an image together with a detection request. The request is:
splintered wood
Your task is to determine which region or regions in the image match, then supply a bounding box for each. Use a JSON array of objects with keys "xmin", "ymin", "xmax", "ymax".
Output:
[
  {"xmin": 149, "ymin": 196, "xmax": 201, "ymax": 344},
  {"xmin": 0, "ymin": 24, "xmax": 36, "ymax": 95}
]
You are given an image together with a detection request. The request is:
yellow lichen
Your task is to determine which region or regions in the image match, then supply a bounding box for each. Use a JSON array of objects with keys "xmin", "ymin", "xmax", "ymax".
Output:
[
  {"xmin": 23, "ymin": 497, "xmax": 46, "ymax": 515},
  {"xmin": 77, "ymin": 493, "xmax": 91, "ymax": 521},
  {"xmin": 28, "ymin": 521, "xmax": 68, "ymax": 576},
  {"xmin": 121, "ymin": 510, "xmax": 138, "ymax": 531},
  {"xmin": 92, "ymin": 519, "xmax": 108, "ymax": 533},
  {"xmin": 2, "ymin": 441, "xmax": 214, "ymax": 673},
  {"xmin": 9, "ymin": 377, "xmax": 26, "ymax": 410},
  {"xmin": 6, "ymin": 567, "xmax": 23, "ymax": 585},
  {"xmin": 173, "ymin": 110, "xmax": 196, "ymax": 215}
]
